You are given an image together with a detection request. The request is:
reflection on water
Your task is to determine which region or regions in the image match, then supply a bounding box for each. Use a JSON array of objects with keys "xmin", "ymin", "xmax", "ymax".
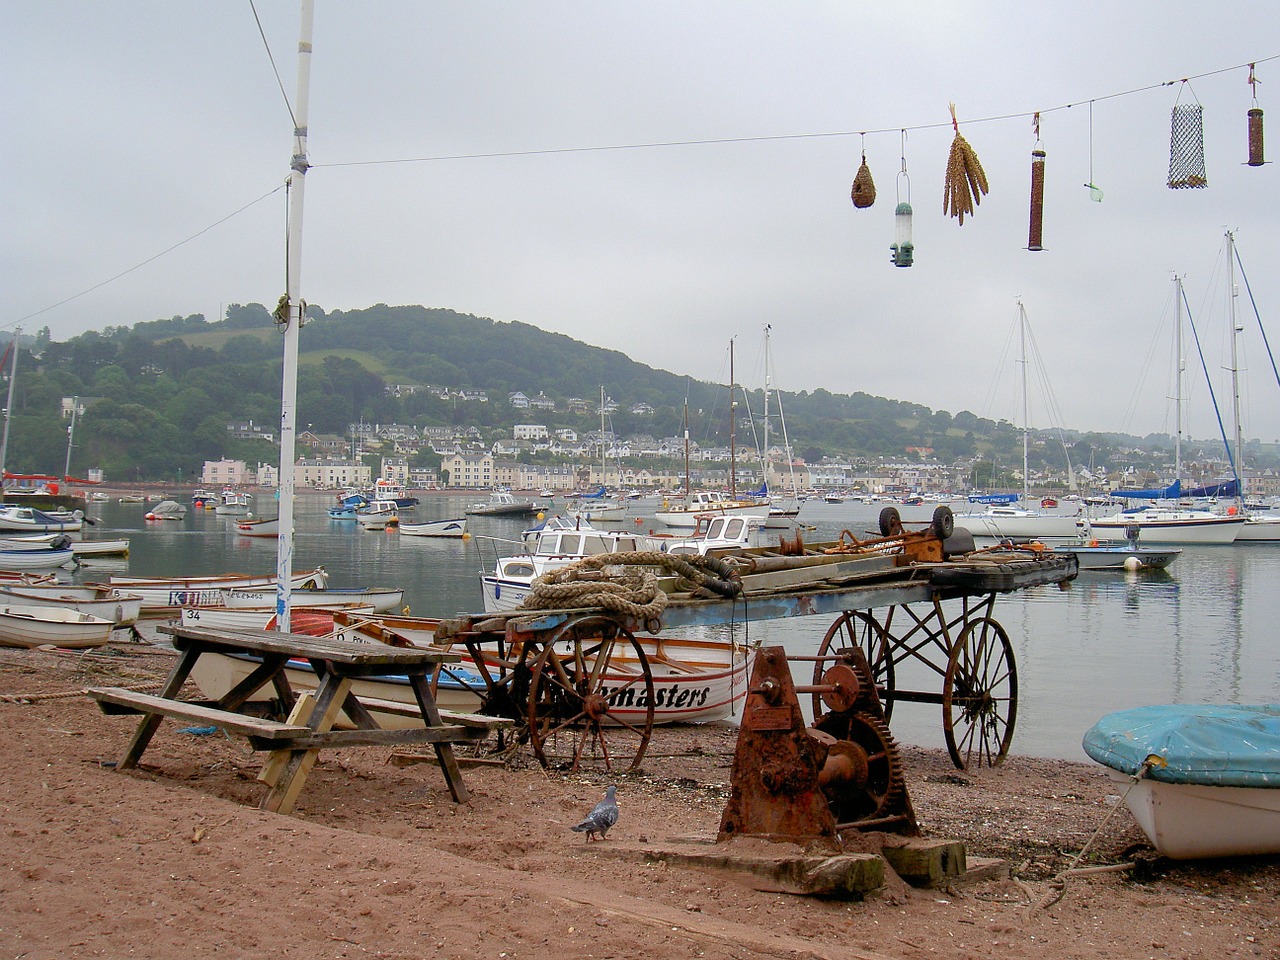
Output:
[{"xmin": 74, "ymin": 494, "xmax": 1280, "ymax": 761}]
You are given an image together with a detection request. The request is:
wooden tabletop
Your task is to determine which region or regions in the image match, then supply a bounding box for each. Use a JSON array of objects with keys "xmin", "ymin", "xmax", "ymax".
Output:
[{"xmin": 160, "ymin": 623, "xmax": 463, "ymax": 666}]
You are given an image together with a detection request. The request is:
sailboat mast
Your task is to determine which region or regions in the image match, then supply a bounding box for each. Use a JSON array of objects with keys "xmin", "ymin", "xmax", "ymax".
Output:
[
  {"xmin": 728, "ymin": 339, "xmax": 736, "ymax": 499},
  {"xmin": 275, "ymin": 0, "xmax": 315, "ymax": 629},
  {"xmin": 1018, "ymin": 301, "xmax": 1029, "ymax": 503},
  {"xmin": 762, "ymin": 329, "xmax": 770, "ymax": 495},
  {"xmin": 0, "ymin": 327, "xmax": 20, "ymax": 484},
  {"xmin": 1227, "ymin": 230, "xmax": 1246, "ymax": 503},
  {"xmin": 1174, "ymin": 274, "xmax": 1184, "ymax": 482}
]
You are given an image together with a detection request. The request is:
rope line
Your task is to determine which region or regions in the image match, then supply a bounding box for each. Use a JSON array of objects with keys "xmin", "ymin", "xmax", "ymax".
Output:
[{"xmin": 313, "ymin": 55, "xmax": 1279, "ymax": 170}]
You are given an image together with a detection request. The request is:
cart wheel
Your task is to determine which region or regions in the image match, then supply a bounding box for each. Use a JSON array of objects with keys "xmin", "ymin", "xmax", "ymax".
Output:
[
  {"xmin": 527, "ymin": 616, "xmax": 655, "ymax": 773},
  {"xmin": 813, "ymin": 611, "xmax": 896, "ymax": 722},
  {"xmin": 878, "ymin": 506, "xmax": 903, "ymax": 537},
  {"xmin": 942, "ymin": 617, "xmax": 1017, "ymax": 770},
  {"xmin": 931, "ymin": 505, "xmax": 955, "ymax": 539}
]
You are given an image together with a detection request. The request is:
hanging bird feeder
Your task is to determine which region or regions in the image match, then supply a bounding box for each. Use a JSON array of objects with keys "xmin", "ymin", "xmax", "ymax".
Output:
[
  {"xmin": 1027, "ymin": 114, "xmax": 1046, "ymax": 251},
  {"xmin": 851, "ymin": 134, "xmax": 876, "ymax": 208},
  {"xmin": 1083, "ymin": 100, "xmax": 1103, "ymax": 201},
  {"xmin": 1247, "ymin": 63, "xmax": 1265, "ymax": 167},
  {"xmin": 943, "ymin": 104, "xmax": 989, "ymax": 224},
  {"xmin": 890, "ymin": 132, "xmax": 914, "ymax": 267},
  {"xmin": 1168, "ymin": 82, "xmax": 1208, "ymax": 188}
]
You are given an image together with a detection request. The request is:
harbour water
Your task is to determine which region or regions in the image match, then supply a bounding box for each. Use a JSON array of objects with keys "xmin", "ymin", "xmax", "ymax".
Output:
[{"xmin": 71, "ymin": 493, "xmax": 1280, "ymax": 763}]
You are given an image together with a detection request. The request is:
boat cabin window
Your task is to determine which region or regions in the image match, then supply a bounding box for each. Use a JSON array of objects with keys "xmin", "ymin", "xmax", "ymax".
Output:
[{"xmin": 500, "ymin": 560, "xmax": 537, "ymax": 578}]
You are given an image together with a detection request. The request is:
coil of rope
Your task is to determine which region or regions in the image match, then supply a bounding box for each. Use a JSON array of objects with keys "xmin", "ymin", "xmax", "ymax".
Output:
[{"xmin": 517, "ymin": 550, "xmax": 743, "ymax": 620}]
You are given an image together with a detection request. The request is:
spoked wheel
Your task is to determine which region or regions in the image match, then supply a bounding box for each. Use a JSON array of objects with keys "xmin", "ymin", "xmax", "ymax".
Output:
[
  {"xmin": 527, "ymin": 616, "xmax": 655, "ymax": 773},
  {"xmin": 813, "ymin": 611, "xmax": 896, "ymax": 722},
  {"xmin": 942, "ymin": 616, "xmax": 1017, "ymax": 769}
]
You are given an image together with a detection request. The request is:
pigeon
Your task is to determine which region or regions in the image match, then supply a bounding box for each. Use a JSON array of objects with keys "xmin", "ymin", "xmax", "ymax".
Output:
[{"xmin": 571, "ymin": 784, "xmax": 618, "ymax": 841}]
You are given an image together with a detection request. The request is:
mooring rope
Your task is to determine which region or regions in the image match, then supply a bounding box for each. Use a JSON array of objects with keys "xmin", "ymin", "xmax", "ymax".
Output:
[
  {"xmin": 0, "ymin": 679, "xmax": 163, "ymax": 705},
  {"xmin": 516, "ymin": 550, "xmax": 742, "ymax": 619}
]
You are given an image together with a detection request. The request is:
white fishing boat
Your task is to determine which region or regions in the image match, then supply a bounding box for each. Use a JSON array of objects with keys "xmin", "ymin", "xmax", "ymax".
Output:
[
  {"xmin": 104, "ymin": 567, "xmax": 329, "ymax": 613},
  {"xmin": 69, "ymin": 537, "xmax": 130, "ymax": 557},
  {"xmin": 465, "ymin": 491, "xmax": 541, "ymax": 517},
  {"xmin": 645, "ymin": 513, "xmax": 763, "ymax": 557},
  {"xmin": 222, "ymin": 584, "xmax": 404, "ymax": 613},
  {"xmin": 650, "ymin": 490, "xmax": 771, "ymax": 529},
  {"xmin": 398, "ymin": 516, "xmax": 468, "ymax": 538},
  {"xmin": 1084, "ymin": 704, "xmax": 1280, "ymax": 859},
  {"xmin": 0, "ymin": 545, "xmax": 76, "ymax": 571},
  {"xmin": 479, "ymin": 521, "xmax": 653, "ymax": 613},
  {"xmin": 186, "ymin": 610, "xmax": 752, "ymax": 728},
  {"xmin": 214, "ymin": 488, "xmax": 252, "ymax": 516},
  {"xmin": 0, "ymin": 605, "xmax": 115, "ymax": 649},
  {"xmin": 235, "ymin": 516, "xmax": 280, "ymax": 537},
  {"xmin": 0, "ymin": 505, "xmax": 85, "ymax": 532},
  {"xmin": 0, "ymin": 584, "xmax": 143, "ymax": 626},
  {"xmin": 355, "ymin": 500, "xmax": 399, "ymax": 530}
]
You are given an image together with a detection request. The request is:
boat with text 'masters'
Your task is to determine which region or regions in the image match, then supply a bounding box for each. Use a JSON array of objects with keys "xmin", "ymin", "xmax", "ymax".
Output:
[{"xmin": 188, "ymin": 611, "xmax": 752, "ymax": 728}]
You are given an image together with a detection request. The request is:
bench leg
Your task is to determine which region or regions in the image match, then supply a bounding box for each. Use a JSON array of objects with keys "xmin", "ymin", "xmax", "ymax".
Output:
[
  {"xmin": 117, "ymin": 646, "xmax": 200, "ymax": 770},
  {"xmin": 260, "ymin": 675, "xmax": 352, "ymax": 815},
  {"xmin": 409, "ymin": 674, "xmax": 471, "ymax": 804}
]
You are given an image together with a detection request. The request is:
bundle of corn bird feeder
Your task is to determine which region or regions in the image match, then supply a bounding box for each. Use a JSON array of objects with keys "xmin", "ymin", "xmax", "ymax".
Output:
[
  {"xmin": 943, "ymin": 104, "xmax": 989, "ymax": 223},
  {"xmin": 1168, "ymin": 84, "xmax": 1208, "ymax": 189},
  {"xmin": 851, "ymin": 138, "xmax": 876, "ymax": 208}
]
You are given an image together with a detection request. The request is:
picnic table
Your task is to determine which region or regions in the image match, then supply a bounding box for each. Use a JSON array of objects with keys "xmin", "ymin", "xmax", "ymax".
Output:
[{"xmin": 90, "ymin": 624, "xmax": 509, "ymax": 813}]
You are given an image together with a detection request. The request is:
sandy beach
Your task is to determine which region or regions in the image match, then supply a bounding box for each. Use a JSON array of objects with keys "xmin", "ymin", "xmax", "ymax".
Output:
[{"xmin": 1, "ymin": 640, "xmax": 1276, "ymax": 960}]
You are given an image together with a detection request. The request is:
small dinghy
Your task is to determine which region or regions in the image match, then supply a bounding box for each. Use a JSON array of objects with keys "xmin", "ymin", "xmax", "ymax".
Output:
[{"xmin": 1083, "ymin": 704, "xmax": 1280, "ymax": 859}]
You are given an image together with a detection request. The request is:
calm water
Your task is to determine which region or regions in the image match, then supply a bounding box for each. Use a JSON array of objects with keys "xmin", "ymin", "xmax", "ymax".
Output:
[{"xmin": 72, "ymin": 494, "xmax": 1280, "ymax": 763}]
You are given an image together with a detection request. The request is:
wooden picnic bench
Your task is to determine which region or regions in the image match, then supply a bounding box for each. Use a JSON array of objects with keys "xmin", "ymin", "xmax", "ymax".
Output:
[{"xmin": 89, "ymin": 623, "xmax": 511, "ymax": 814}]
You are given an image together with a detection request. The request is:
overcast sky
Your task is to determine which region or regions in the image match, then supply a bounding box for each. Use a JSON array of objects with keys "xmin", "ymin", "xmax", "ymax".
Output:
[{"xmin": 4, "ymin": 3, "xmax": 1278, "ymax": 445}]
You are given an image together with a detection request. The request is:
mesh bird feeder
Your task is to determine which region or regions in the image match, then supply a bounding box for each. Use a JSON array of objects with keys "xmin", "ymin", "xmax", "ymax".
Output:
[
  {"xmin": 1027, "ymin": 114, "xmax": 1046, "ymax": 251},
  {"xmin": 1247, "ymin": 63, "xmax": 1265, "ymax": 167},
  {"xmin": 1168, "ymin": 84, "xmax": 1208, "ymax": 189},
  {"xmin": 851, "ymin": 136, "xmax": 876, "ymax": 208}
]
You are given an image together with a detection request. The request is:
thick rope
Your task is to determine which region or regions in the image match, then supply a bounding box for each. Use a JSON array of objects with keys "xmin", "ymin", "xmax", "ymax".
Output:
[{"xmin": 517, "ymin": 550, "xmax": 742, "ymax": 618}]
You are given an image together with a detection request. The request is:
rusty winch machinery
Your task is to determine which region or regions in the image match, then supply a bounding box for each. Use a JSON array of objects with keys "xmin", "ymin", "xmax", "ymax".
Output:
[{"xmin": 719, "ymin": 644, "xmax": 918, "ymax": 847}]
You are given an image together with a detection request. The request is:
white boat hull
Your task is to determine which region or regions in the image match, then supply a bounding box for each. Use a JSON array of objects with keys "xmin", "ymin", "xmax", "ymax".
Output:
[
  {"xmin": 1234, "ymin": 516, "xmax": 1280, "ymax": 542},
  {"xmin": 398, "ymin": 517, "xmax": 467, "ymax": 538},
  {"xmin": 0, "ymin": 605, "xmax": 115, "ymax": 648},
  {"xmin": 956, "ymin": 511, "xmax": 1082, "ymax": 540},
  {"xmin": 651, "ymin": 501, "xmax": 770, "ymax": 529},
  {"xmin": 1084, "ymin": 515, "xmax": 1246, "ymax": 544},
  {"xmin": 0, "ymin": 586, "xmax": 142, "ymax": 626},
  {"xmin": 1057, "ymin": 545, "xmax": 1181, "ymax": 570},
  {"xmin": 1103, "ymin": 767, "xmax": 1280, "ymax": 859},
  {"xmin": 105, "ymin": 568, "xmax": 328, "ymax": 613},
  {"xmin": 0, "ymin": 547, "xmax": 75, "ymax": 570},
  {"xmin": 223, "ymin": 586, "xmax": 404, "ymax": 613}
]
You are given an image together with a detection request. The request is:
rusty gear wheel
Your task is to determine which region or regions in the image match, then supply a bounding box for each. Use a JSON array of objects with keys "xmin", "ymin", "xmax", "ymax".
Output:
[{"xmin": 811, "ymin": 711, "xmax": 905, "ymax": 824}]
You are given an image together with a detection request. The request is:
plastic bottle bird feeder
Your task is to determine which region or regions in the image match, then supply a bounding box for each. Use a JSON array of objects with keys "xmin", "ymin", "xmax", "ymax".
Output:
[{"xmin": 890, "ymin": 202, "xmax": 914, "ymax": 267}]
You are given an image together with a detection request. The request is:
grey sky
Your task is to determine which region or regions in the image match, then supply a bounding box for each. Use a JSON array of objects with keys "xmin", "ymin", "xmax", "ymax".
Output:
[{"xmin": 4, "ymin": 2, "xmax": 1278, "ymax": 444}]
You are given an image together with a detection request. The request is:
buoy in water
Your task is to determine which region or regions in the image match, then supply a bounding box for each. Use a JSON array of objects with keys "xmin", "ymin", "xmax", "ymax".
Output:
[{"xmin": 1123, "ymin": 556, "xmax": 1142, "ymax": 571}]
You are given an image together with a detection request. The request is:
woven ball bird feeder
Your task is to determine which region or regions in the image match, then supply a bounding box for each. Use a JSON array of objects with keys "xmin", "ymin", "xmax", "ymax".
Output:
[
  {"xmin": 1027, "ymin": 114, "xmax": 1046, "ymax": 251},
  {"xmin": 943, "ymin": 104, "xmax": 989, "ymax": 224},
  {"xmin": 851, "ymin": 137, "xmax": 876, "ymax": 208},
  {"xmin": 1168, "ymin": 84, "xmax": 1208, "ymax": 189}
]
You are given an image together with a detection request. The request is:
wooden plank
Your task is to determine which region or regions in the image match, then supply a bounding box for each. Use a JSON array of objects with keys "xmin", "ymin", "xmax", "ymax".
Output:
[
  {"xmin": 161, "ymin": 624, "xmax": 462, "ymax": 665},
  {"xmin": 258, "ymin": 692, "xmax": 316, "ymax": 787},
  {"xmin": 90, "ymin": 687, "xmax": 309, "ymax": 740},
  {"xmin": 351, "ymin": 693, "xmax": 515, "ymax": 729},
  {"xmin": 249, "ymin": 725, "xmax": 490, "ymax": 750},
  {"xmin": 738, "ymin": 555, "xmax": 898, "ymax": 592},
  {"xmin": 260, "ymin": 675, "xmax": 352, "ymax": 815}
]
